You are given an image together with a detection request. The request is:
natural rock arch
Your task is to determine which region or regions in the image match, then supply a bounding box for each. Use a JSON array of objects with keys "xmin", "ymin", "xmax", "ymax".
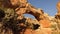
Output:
[{"xmin": 0, "ymin": 0, "xmax": 54, "ymax": 34}]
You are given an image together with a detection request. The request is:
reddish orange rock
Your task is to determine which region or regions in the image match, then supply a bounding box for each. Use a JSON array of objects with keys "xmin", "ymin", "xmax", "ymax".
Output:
[{"xmin": 39, "ymin": 19, "xmax": 51, "ymax": 28}]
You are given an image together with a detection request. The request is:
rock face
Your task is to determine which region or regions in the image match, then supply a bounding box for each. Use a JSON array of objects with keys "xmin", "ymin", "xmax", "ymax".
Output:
[
  {"xmin": 0, "ymin": 0, "xmax": 60, "ymax": 34},
  {"xmin": 55, "ymin": 2, "xmax": 60, "ymax": 19},
  {"xmin": 55, "ymin": 1, "xmax": 60, "ymax": 31}
]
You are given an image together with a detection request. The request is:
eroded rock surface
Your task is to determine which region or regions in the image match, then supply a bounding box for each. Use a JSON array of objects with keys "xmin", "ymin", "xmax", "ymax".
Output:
[{"xmin": 0, "ymin": 0, "xmax": 60, "ymax": 34}]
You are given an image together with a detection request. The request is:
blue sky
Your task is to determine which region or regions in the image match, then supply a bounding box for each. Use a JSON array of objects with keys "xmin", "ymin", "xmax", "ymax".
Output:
[{"xmin": 24, "ymin": 0, "xmax": 58, "ymax": 18}]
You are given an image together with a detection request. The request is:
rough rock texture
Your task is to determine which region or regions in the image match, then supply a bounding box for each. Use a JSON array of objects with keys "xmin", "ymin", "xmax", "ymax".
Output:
[{"xmin": 0, "ymin": 0, "xmax": 60, "ymax": 34}]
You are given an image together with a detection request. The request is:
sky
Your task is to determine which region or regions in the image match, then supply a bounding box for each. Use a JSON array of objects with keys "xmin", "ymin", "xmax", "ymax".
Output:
[{"xmin": 24, "ymin": 0, "xmax": 58, "ymax": 18}]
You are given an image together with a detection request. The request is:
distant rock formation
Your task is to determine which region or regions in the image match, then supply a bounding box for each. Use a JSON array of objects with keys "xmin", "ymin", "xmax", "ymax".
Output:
[{"xmin": 55, "ymin": 1, "xmax": 60, "ymax": 19}]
